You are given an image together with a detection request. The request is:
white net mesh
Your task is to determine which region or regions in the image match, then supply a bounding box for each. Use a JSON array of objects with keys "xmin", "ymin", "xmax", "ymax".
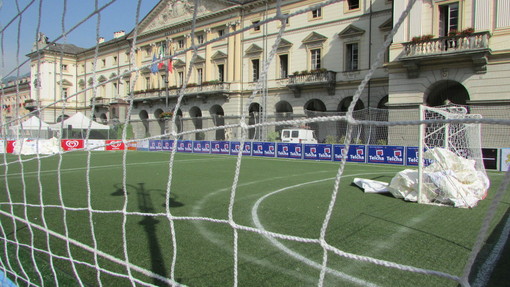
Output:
[{"xmin": 1, "ymin": 0, "xmax": 509, "ymax": 286}]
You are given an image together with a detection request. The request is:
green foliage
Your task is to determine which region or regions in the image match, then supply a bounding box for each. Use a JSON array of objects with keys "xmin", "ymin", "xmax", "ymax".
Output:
[
  {"xmin": 325, "ymin": 135, "xmax": 338, "ymax": 144},
  {"xmin": 115, "ymin": 123, "xmax": 134, "ymax": 139},
  {"xmin": 267, "ymin": 131, "xmax": 280, "ymax": 142}
]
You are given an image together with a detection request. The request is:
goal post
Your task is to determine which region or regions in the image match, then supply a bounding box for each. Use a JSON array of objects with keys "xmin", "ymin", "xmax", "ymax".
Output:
[{"xmin": 417, "ymin": 104, "xmax": 489, "ymax": 206}]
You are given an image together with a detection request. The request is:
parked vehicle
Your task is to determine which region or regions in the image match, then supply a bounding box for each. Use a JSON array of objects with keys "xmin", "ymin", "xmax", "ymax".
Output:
[{"xmin": 281, "ymin": 128, "xmax": 318, "ymax": 144}]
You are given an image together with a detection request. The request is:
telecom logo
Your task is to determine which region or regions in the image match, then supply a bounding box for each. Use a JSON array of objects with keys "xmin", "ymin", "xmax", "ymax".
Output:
[
  {"xmin": 253, "ymin": 144, "xmax": 264, "ymax": 155},
  {"xmin": 220, "ymin": 143, "xmax": 230, "ymax": 153},
  {"xmin": 319, "ymin": 147, "xmax": 331, "ymax": 159},
  {"xmin": 305, "ymin": 147, "xmax": 317, "ymax": 158},
  {"xmin": 212, "ymin": 143, "xmax": 220, "ymax": 153},
  {"xmin": 289, "ymin": 146, "xmax": 302, "ymax": 158},
  {"xmin": 278, "ymin": 145, "xmax": 289, "ymax": 157},
  {"xmin": 386, "ymin": 149, "xmax": 403, "ymax": 164},
  {"xmin": 369, "ymin": 149, "xmax": 385, "ymax": 162}
]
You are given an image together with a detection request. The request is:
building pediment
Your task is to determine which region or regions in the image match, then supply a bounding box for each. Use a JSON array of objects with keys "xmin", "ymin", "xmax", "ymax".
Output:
[
  {"xmin": 245, "ymin": 44, "xmax": 263, "ymax": 55},
  {"xmin": 278, "ymin": 38, "xmax": 293, "ymax": 49},
  {"xmin": 211, "ymin": 51, "xmax": 227, "ymax": 60},
  {"xmin": 137, "ymin": 0, "xmax": 236, "ymax": 36},
  {"xmin": 302, "ymin": 32, "xmax": 327, "ymax": 44},
  {"xmin": 338, "ymin": 25, "xmax": 365, "ymax": 39},
  {"xmin": 58, "ymin": 79, "xmax": 73, "ymax": 86}
]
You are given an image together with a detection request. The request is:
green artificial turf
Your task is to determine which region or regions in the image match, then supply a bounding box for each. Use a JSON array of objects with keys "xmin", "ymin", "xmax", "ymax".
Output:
[{"xmin": 0, "ymin": 151, "xmax": 508, "ymax": 286}]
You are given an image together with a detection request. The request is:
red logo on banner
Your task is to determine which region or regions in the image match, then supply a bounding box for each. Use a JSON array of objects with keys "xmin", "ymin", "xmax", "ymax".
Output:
[
  {"xmin": 106, "ymin": 140, "xmax": 125, "ymax": 151},
  {"xmin": 61, "ymin": 140, "xmax": 84, "ymax": 151},
  {"xmin": 6, "ymin": 140, "xmax": 16, "ymax": 153}
]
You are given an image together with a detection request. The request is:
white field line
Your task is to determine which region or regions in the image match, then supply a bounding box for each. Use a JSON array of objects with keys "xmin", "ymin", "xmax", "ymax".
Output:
[
  {"xmin": 251, "ymin": 172, "xmax": 396, "ymax": 287},
  {"xmin": 191, "ymin": 169, "xmax": 335, "ymax": 285},
  {"xmin": 472, "ymin": 214, "xmax": 510, "ymax": 287}
]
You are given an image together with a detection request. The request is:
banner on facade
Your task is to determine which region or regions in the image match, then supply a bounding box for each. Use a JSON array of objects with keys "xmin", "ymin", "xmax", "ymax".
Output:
[{"xmin": 252, "ymin": 142, "xmax": 275, "ymax": 157}]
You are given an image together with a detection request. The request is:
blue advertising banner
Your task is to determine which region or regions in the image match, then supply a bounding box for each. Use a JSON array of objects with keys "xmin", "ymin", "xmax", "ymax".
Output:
[
  {"xmin": 406, "ymin": 146, "xmax": 433, "ymax": 166},
  {"xmin": 193, "ymin": 141, "xmax": 211, "ymax": 153},
  {"xmin": 184, "ymin": 140, "xmax": 193, "ymax": 153},
  {"xmin": 176, "ymin": 141, "xmax": 186, "ymax": 152},
  {"xmin": 304, "ymin": 144, "xmax": 332, "ymax": 160},
  {"xmin": 333, "ymin": 144, "xmax": 366, "ymax": 163},
  {"xmin": 149, "ymin": 140, "xmax": 162, "ymax": 151},
  {"xmin": 161, "ymin": 140, "xmax": 174, "ymax": 152},
  {"xmin": 211, "ymin": 141, "xmax": 230, "ymax": 154},
  {"xmin": 368, "ymin": 145, "xmax": 405, "ymax": 165},
  {"xmin": 252, "ymin": 142, "xmax": 275, "ymax": 157},
  {"xmin": 230, "ymin": 141, "xmax": 252, "ymax": 156},
  {"xmin": 277, "ymin": 143, "xmax": 303, "ymax": 159}
]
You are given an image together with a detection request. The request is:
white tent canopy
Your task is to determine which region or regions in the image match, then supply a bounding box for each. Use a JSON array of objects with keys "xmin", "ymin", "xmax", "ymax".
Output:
[
  {"xmin": 9, "ymin": 116, "xmax": 53, "ymax": 139},
  {"xmin": 51, "ymin": 112, "xmax": 110, "ymax": 130},
  {"xmin": 10, "ymin": 116, "xmax": 50, "ymax": 131}
]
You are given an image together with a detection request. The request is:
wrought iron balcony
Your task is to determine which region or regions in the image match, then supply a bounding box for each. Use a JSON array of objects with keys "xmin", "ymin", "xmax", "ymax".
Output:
[
  {"xmin": 400, "ymin": 32, "xmax": 491, "ymax": 77},
  {"xmin": 287, "ymin": 70, "xmax": 336, "ymax": 97},
  {"xmin": 24, "ymin": 100, "xmax": 37, "ymax": 111}
]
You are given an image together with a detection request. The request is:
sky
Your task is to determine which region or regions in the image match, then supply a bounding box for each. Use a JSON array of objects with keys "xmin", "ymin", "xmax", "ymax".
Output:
[{"xmin": 0, "ymin": 0, "xmax": 160, "ymax": 80}]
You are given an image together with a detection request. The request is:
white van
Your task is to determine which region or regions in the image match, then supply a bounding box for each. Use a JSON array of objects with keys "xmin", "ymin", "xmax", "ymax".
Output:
[{"xmin": 281, "ymin": 128, "xmax": 318, "ymax": 144}]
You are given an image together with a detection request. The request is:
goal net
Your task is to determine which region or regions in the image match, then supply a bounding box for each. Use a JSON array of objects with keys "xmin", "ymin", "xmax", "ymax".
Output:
[{"xmin": 1, "ymin": 0, "xmax": 509, "ymax": 286}]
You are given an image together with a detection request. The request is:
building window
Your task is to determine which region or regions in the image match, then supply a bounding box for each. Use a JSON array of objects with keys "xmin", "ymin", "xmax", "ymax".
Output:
[
  {"xmin": 125, "ymin": 80, "xmax": 130, "ymax": 94},
  {"xmin": 439, "ymin": 2, "xmax": 459, "ymax": 36},
  {"xmin": 178, "ymin": 71, "xmax": 184, "ymax": 87},
  {"xmin": 178, "ymin": 39, "xmax": 185, "ymax": 49},
  {"xmin": 102, "ymin": 59, "xmax": 106, "ymax": 67},
  {"xmin": 145, "ymin": 76, "xmax": 150, "ymax": 90},
  {"xmin": 310, "ymin": 49, "xmax": 321, "ymax": 70},
  {"xmin": 113, "ymin": 56, "xmax": 118, "ymax": 65},
  {"xmin": 218, "ymin": 29, "xmax": 225, "ymax": 37},
  {"xmin": 279, "ymin": 54, "xmax": 288, "ymax": 78},
  {"xmin": 113, "ymin": 83, "xmax": 118, "ymax": 97},
  {"xmin": 61, "ymin": 88, "xmax": 68, "ymax": 99},
  {"xmin": 346, "ymin": 43, "xmax": 359, "ymax": 71},
  {"xmin": 197, "ymin": 34, "xmax": 204, "ymax": 44},
  {"xmin": 61, "ymin": 64, "xmax": 68, "ymax": 71},
  {"xmin": 311, "ymin": 8, "xmax": 322, "ymax": 19},
  {"xmin": 251, "ymin": 59, "xmax": 260, "ymax": 82},
  {"xmin": 347, "ymin": 0, "xmax": 360, "ymax": 10},
  {"xmin": 217, "ymin": 64, "xmax": 225, "ymax": 82},
  {"xmin": 197, "ymin": 68, "xmax": 203, "ymax": 85},
  {"xmin": 253, "ymin": 20, "xmax": 261, "ymax": 32}
]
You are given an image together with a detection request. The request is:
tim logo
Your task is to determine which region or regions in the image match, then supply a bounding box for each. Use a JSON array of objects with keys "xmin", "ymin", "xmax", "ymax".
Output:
[
  {"xmin": 245, "ymin": 145, "xmax": 251, "ymax": 151},
  {"xmin": 205, "ymin": 144, "xmax": 210, "ymax": 149},
  {"xmin": 376, "ymin": 149, "xmax": 384, "ymax": 156},
  {"xmin": 394, "ymin": 150, "xmax": 402, "ymax": 157},
  {"xmin": 224, "ymin": 144, "xmax": 229, "ymax": 149},
  {"xmin": 324, "ymin": 147, "xmax": 331, "ymax": 154},
  {"xmin": 283, "ymin": 146, "xmax": 288, "ymax": 152},
  {"xmin": 235, "ymin": 144, "xmax": 240, "ymax": 150},
  {"xmin": 66, "ymin": 140, "xmax": 80, "ymax": 148},
  {"xmin": 187, "ymin": 143, "xmax": 192, "ymax": 149},
  {"xmin": 295, "ymin": 147, "xmax": 301, "ymax": 153},
  {"xmin": 215, "ymin": 144, "xmax": 220, "ymax": 149},
  {"xmin": 356, "ymin": 148, "xmax": 364, "ymax": 155},
  {"xmin": 179, "ymin": 143, "xmax": 184, "ymax": 148},
  {"xmin": 310, "ymin": 147, "xmax": 316, "ymax": 153},
  {"xmin": 196, "ymin": 143, "xmax": 201, "ymax": 149},
  {"xmin": 269, "ymin": 146, "xmax": 274, "ymax": 152},
  {"xmin": 258, "ymin": 145, "xmax": 263, "ymax": 151}
]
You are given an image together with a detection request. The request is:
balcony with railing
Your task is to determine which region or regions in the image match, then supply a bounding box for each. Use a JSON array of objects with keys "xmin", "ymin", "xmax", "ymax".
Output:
[
  {"xmin": 90, "ymin": 97, "xmax": 112, "ymax": 107},
  {"xmin": 132, "ymin": 82, "xmax": 231, "ymax": 103},
  {"xmin": 400, "ymin": 31, "xmax": 491, "ymax": 78},
  {"xmin": 286, "ymin": 70, "xmax": 336, "ymax": 97},
  {"xmin": 24, "ymin": 99, "xmax": 37, "ymax": 111}
]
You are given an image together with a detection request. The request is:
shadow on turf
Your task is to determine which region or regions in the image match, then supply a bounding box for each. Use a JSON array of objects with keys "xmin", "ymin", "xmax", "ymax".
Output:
[{"xmin": 111, "ymin": 182, "xmax": 184, "ymax": 286}]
